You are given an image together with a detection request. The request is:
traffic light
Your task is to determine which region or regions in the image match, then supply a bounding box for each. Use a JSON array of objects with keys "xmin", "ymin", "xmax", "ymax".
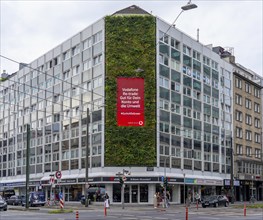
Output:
[
  {"xmin": 119, "ymin": 177, "xmax": 124, "ymax": 185},
  {"xmin": 164, "ymin": 177, "xmax": 168, "ymax": 188}
]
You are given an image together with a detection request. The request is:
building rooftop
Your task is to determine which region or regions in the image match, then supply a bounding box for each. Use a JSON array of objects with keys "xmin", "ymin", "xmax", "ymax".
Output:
[{"xmin": 112, "ymin": 5, "xmax": 151, "ymax": 16}]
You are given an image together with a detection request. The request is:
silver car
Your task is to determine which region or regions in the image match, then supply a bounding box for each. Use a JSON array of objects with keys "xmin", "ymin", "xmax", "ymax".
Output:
[{"xmin": 0, "ymin": 196, "xmax": 7, "ymax": 211}]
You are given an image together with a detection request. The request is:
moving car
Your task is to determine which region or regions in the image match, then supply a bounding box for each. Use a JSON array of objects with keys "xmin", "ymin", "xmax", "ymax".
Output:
[
  {"xmin": 0, "ymin": 196, "xmax": 7, "ymax": 211},
  {"xmin": 201, "ymin": 195, "xmax": 229, "ymax": 208},
  {"xmin": 7, "ymin": 195, "xmax": 23, "ymax": 205}
]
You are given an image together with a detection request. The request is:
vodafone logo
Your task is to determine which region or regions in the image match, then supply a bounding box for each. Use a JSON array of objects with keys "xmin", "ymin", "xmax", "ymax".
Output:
[{"xmin": 139, "ymin": 121, "xmax": 143, "ymax": 126}]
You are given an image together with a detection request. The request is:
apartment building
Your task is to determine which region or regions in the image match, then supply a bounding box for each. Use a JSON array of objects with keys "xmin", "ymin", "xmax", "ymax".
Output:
[{"xmin": 0, "ymin": 5, "xmax": 247, "ymax": 204}]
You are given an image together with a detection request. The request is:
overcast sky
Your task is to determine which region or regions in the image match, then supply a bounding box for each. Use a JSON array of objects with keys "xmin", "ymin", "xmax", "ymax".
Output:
[{"xmin": 1, "ymin": 0, "xmax": 262, "ymax": 76}]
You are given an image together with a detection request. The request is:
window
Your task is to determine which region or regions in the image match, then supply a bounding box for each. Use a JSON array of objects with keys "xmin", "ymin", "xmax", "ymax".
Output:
[
  {"xmin": 236, "ymin": 144, "xmax": 243, "ymax": 155},
  {"xmin": 193, "ymin": 90, "xmax": 201, "ymax": 100},
  {"xmin": 72, "ymin": 65, "xmax": 80, "ymax": 76},
  {"xmin": 63, "ymin": 50, "xmax": 70, "ymax": 61},
  {"xmin": 245, "ymin": 130, "xmax": 252, "ymax": 141},
  {"xmin": 54, "ymin": 114, "xmax": 60, "ymax": 122},
  {"xmin": 93, "ymin": 54, "xmax": 102, "ymax": 65},
  {"xmin": 72, "ymin": 45, "xmax": 80, "ymax": 56},
  {"xmin": 254, "ymin": 102, "xmax": 260, "ymax": 113},
  {"xmin": 171, "ymin": 81, "xmax": 180, "ymax": 92},
  {"xmin": 183, "ymin": 87, "xmax": 191, "ymax": 96},
  {"xmin": 171, "ymin": 37, "xmax": 180, "ymax": 49},
  {"xmin": 159, "ymin": 54, "xmax": 169, "ymax": 66},
  {"xmin": 236, "ymin": 127, "xmax": 243, "ymax": 138},
  {"xmin": 159, "ymin": 76, "xmax": 169, "ymax": 89},
  {"xmin": 159, "ymin": 99, "xmax": 169, "ymax": 110},
  {"xmin": 235, "ymin": 77, "xmax": 242, "ymax": 89},
  {"xmin": 255, "ymin": 118, "xmax": 260, "ymax": 128},
  {"xmin": 235, "ymin": 111, "xmax": 242, "ymax": 122},
  {"xmin": 192, "ymin": 70, "xmax": 201, "ymax": 80},
  {"xmin": 246, "ymin": 146, "xmax": 252, "ymax": 157},
  {"xmin": 83, "ymin": 37, "xmax": 92, "ymax": 50},
  {"xmin": 171, "ymin": 103, "xmax": 180, "ymax": 114},
  {"xmin": 71, "ymin": 87, "xmax": 79, "ymax": 96},
  {"xmin": 254, "ymin": 88, "xmax": 260, "ymax": 98},
  {"xmin": 245, "ymin": 114, "xmax": 252, "ymax": 125},
  {"xmin": 183, "ymin": 45, "xmax": 191, "ymax": 56},
  {"xmin": 160, "ymin": 122, "xmax": 170, "ymax": 133},
  {"xmin": 245, "ymin": 83, "xmax": 251, "ymax": 93},
  {"xmin": 193, "ymin": 50, "xmax": 200, "ymax": 61},
  {"xmin": 235, "ymin": 94, "xmax": 242, "ymax": 105},
  {"xmin": 255, "ymin": 149, "xmax": 261, "ymax": 159},
  {"xmin": 193, "ymin": 111, "xmax": 201, "ymax": 120},
  {"xmin": 93, "ymin": 31, "xmax": 102, "ymax": 44},
  {"xmin": 255, "ymin": 133, "xmax": 261, "ymax": 143},
  {"xmin": 245, "ymin": 98, "xmax": 251, "ymax": 109},
  {"xmin": 83, "ymin": 59, "xmax": 92, "ymax": 71},
  {"xmin": 159, "ymin": 31, "xmax": 169, "ymax": 44},
  {"xmin": 203, "ymin": 95, "xmax": 210, "ymax": 104},
  {"xmin": 63, "ymin": 70, "xmax": 70, "ymax": 80},
  {"xmin": 93, "ymin": 76, "xmax": 103, "ymax": 88},
  {"xmin": 183, "ymin": 107, "xmax": 191, "ymax": 117}
]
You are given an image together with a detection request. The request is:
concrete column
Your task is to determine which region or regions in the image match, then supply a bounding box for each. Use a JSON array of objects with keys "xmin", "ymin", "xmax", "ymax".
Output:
[{"xmin": 148, "ymin": 184, "xmax": 155, "ymax": 204}]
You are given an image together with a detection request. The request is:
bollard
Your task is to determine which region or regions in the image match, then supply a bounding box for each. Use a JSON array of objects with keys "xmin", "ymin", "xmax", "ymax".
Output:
[
  {"xmin": 185, "ymin": 206, "xmax": 188, "ymax": 220},
  {"xmin": 244, "ymin": 202, "xmax": 246, "ymax": 216},
  {"xmin": 76, "ymin": 210, "xmax": 79, "ymax": 220},
  {"xmin": 104, "ymin": 205, "xmax": 107, "ymax": 216}
]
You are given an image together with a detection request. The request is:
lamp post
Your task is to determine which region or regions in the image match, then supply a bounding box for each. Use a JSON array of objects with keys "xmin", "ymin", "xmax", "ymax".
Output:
[
  {"xmin": 163, "ymin": 157, "xmax": 169, "ymax": 208},
  {"xmin": 165, "ymin": 0, "xmax": 198, "ymax": 34},
  {"xmin": 183, "ymin": 173, "xmax": 186, "ymax": 206},
  {"xmin": 230, "ymin": 137, "xmax": 234, "ymax": 204},
  {"xmin": 85, "ymin": 108, "xmax": 90, "ymax": 207},
  {"xmin": 25, "ymin": 124, "xmax": 30, "ymax": 209}
]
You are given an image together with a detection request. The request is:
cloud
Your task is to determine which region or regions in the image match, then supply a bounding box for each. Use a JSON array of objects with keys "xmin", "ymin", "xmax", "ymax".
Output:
[{"xmin": 0, "ymin": 0, "xmax": 262, "ymax": 75}]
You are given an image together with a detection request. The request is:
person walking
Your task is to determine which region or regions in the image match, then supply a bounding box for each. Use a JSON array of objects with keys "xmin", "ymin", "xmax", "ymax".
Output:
[
  {"xmin": 153, "ymin": 193, "xmax": 158, "ymax": 208},
  {"xmin": 104, "ymin": 193, "xmax": 110, "ymax": 208}
]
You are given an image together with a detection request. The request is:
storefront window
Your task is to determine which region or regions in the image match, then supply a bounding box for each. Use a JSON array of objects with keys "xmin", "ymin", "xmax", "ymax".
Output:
[
  {"xmin": 140, "ymin": 184, "xmax": 148, "ymax": 202},
  {"xmin": 113, "ymin": 184, "xmax": 121, "ymax": 202}
]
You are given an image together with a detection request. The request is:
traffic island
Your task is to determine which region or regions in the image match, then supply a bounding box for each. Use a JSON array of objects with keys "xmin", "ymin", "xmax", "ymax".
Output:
[{"xmin": 48, "ymin": 209, "xmax": 73, "ymax": 214}]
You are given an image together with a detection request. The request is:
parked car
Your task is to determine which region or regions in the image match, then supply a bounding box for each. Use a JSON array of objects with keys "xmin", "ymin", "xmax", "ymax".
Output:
[
  {"xmin": 201, "ymin": 195, "xmax": 229, "ymax": 208},
  {"xmin": 0, "ymin": 196, "xmax": 7, "ymax": 211},
  {"xmin": 7, "ymin": 195, "xmax": 23, "ymax": 206},
  {"xmin": 22, "ymin": 192, "xmax": 45, "ymax": 207}
]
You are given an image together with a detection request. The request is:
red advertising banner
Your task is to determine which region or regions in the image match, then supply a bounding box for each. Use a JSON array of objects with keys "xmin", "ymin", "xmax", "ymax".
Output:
[{"xmin": 117, "ymin": 77, "xmax": 144, "ymax": 126}]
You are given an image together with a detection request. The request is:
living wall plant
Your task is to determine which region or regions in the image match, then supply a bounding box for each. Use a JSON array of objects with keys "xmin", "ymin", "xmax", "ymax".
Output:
[{"xmin": 105, "ymin": 15, "xmax": 156, "ymax": 166}]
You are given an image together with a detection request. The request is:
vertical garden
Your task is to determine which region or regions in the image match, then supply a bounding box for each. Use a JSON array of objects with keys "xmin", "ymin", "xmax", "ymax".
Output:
[{"xmin": 105, "ymin": 15, "xmax": 156, "ymax": 166}]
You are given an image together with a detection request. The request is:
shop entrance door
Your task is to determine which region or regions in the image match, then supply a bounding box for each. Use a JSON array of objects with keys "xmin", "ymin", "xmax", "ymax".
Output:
[
  {"xmin": 131, "ymin": 185, "xmax": 138, "ymax": 203},
  {"xmin": 124, "ymin": 185, "xmax": 130, "ymax": 203}
]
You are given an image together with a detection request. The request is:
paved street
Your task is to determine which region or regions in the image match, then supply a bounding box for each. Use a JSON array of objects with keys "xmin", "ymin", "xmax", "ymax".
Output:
[{"xmin": 1, "ymin": 203, "xmax": 263, "ymax": 220}]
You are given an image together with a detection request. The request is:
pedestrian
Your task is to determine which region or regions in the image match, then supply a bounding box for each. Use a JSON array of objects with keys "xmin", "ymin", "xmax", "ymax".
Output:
[
  {"xmin": 157, "ymin": 192, "xmax": 161, "ymax": 207},
  {"xmin": 153, "ymin": 193, "xmax": 158, "ymax": 208},
  {"xmin": 105, "ymin": 193, "xmax": 110, "ymax": 208}
]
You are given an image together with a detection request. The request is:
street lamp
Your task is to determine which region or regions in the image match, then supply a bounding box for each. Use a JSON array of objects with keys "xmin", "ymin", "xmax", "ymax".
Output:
[
  {"xmin": 25, "ymin": 124, "xmax": 30, "ymax": 209},
  {"xmin": 183, "ymin": 173, "xmax": 186, "ymax": 206},
  {"xmin": 166, "ymin": 0, "xmax": 197, "ymax": 33},
  {"xmin": 85, "ymin": 108, "xmax": 90, "ymax": 207}
]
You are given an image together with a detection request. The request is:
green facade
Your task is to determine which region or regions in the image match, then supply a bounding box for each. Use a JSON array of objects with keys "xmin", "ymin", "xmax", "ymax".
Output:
[{"xmin": 104, "ymin": 15, "xmax": 156, "ymax": 166}]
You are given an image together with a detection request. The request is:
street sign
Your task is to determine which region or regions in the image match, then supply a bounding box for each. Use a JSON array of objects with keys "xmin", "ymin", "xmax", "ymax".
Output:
[
  {"xmin": 122, "ymin": 176, "xmax": 127, "ymax": 182},
  {"xmin": 56, "ymin": 171, "xmax": 62, "ymax": 179}
]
